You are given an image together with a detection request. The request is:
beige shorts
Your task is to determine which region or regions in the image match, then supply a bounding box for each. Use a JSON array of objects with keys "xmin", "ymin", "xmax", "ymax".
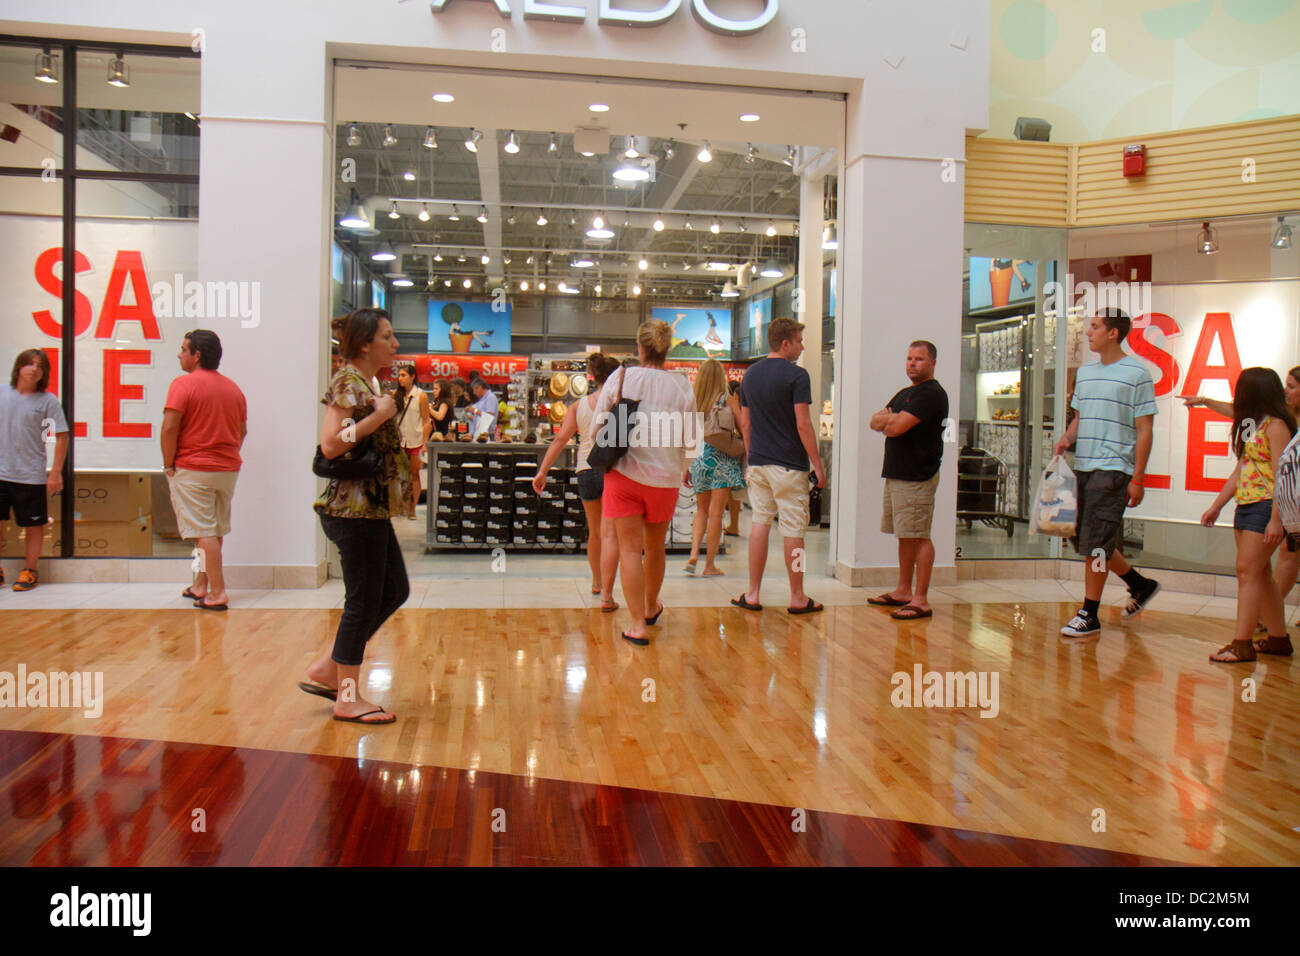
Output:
[
  {"xmin": 747, "ymin": 464, "xmax": 810, "ymax": 538},
  {"xmin": 881, "ymin": 473, "xmax": 939, "ymax": 538},
  {"xmin": 168, "ymin": 468, "xmax": 238, "ymax": 539}
]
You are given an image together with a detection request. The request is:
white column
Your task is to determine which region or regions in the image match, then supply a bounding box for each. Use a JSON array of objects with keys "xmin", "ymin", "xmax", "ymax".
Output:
[{"xmin": 797, "ymin": 172, "xmax": 825, "ymax": 404}]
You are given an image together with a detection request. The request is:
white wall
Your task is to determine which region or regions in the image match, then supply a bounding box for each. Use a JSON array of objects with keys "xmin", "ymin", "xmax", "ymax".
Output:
[{"xmin": 0, "ymin": 0, "xmax": 991, "ymax": 579}]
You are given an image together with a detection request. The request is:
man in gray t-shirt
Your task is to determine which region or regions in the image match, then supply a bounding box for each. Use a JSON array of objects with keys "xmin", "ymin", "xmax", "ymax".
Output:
[{"xmin": 1, "ymin": 350, "xmax": 69, "ymax": 591}]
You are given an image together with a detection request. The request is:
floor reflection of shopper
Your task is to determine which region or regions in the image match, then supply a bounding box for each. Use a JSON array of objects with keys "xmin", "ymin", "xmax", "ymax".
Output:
[
  {"xmin": 394, "ymin": 365, "xmax": 432, "ymax": 519},
  {"xmin": 0, "ymin": 350, "xmax": 68, "ymax": 592},
  {"xmin": 304, "ymin": 308, "xmax": 411, "ymax": 725},
  {"xmin": 1052, "ymin": 309, "xmax": 1160, "ymax": 639},
  {"xmin": 867, "ymin": 340, "xmax": 948, "ymax": 621},
  {"xmin": 534, "ymin": 353, "xmax": 622, "ymax": 610},
  {"xmin": 732, "ymin": 318, "xmax": 826, "ymax": 616},
  {"xmin": 428, "ymin": 379, "xmax": 453, "ymax": 438},
  {"xmin": 467, "ymin": 378, "xmax": 499, "ymax": 439},
  {"xmin": 1185, "ymin": 364, "xmax": 1300, "ymax": 629},
  {"xmin": 686, "ymin": 359, "xmax": 745, "ymax": 577},
  {"xmin": 724, "ymin": 380, "xmax": 743, "ymax": 537},
  {"xmin": 594, "ymin": 321, "xmax": 696, "ymax": 645},
  {"xmin": 161, "ymin": 331, "xmax": 247, "ymax": 611},
  {"xmin": 1196, "ymin": 368, "xmax": 1296, "ymax": 663}
]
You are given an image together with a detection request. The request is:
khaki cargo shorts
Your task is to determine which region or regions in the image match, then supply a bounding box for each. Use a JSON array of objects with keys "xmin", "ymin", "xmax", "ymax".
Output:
[
  {"xmin": 881, "ymin": 473, "xmax": 939, "ymax": 538},
  {"xmin": 747, "ymin": 464, "xmax": 810, "ymax": 538},
  {"xmin": 167, "ymin": 468, "xmax": 238, "ymax": 539}
]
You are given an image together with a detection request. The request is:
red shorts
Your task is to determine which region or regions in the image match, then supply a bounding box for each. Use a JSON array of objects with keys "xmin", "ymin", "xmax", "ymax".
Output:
[
  {"xmin": 602, "ymin": 468, "xmax": 678, "ymax": 523},
  {"xmin": 406, "ymin": 447, "xmax": 422, "ymax": 475}
]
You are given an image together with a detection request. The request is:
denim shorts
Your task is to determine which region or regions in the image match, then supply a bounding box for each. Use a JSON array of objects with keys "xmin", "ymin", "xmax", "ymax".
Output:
[
  {"xmin": 1234, "ymin": 498, "xmax": 1273, "ymax": 534},
  {"xmin": 576, "ymin": 468, "xmax": 604, "ymax": 502}
]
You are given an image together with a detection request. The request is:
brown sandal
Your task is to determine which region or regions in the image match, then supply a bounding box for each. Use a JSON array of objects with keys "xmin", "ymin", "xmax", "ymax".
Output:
[
  {"xmin": 1210, "ymin": 640, "xmax": 1257, "ymax": 663},
  {"xmin": 1252, "ymin": 634, "xmax": 1294, "ymax": 656}
]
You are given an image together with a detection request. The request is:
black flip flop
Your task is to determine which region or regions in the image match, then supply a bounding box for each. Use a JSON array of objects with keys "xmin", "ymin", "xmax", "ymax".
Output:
[
  {"xmin": 788, "ymin": 598, "xmax": 824, "ymax": 615},
  {"xmin": 182, "ymin": 587, "xmax": 204, "ymax": 600},
  {"xmin": 645, "ymin": 604, "xmax": 664, "ymax": 626},
  {"xmin": 194, "ymin": 599, "xmax": 228, "ymax": 611},
  {"xmin": 890, "ymin": 604, "xmax": 933, "ymax": 620},
  {"xmin": 332, "ymin": 708, "xmax": 395, "ymax": 724},
  {"xmin": 621, "ymin": 631, "xmax": 649, "ymax": 646},
  {"xmin": 298, "ymin": 681, "xmax": 338, "ymax": 702},
  {"xmin": 868, "ymin": 594, "xmax": 909, "ymax": 607},
  {"xmin": 730, "ymin": 595, "xmax": 762, "ymax": 611}
]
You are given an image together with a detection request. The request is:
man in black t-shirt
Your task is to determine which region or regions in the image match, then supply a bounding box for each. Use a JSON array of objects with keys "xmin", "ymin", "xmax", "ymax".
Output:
[{"xmin": 868, "ymin": 340, "xmax": 948, "ymax": 620}]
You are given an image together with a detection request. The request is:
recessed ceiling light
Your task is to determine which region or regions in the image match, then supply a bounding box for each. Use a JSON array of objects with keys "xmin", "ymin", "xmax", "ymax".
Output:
[
  {"xmin": 739, "ymin": 113, "xmax": 760, "ymax": 123},
  {"xmin": 588, "ymin": 102, "xmax": 610, "ymax": 113},
  {"xmin": 652, "ymin": 218, "xmax": 665, "ymax": 232},
  {"xmin": 403, "ymin": 170, "xmax": 415, "ymax": 181},
  {"xmin": 432, "ymin": 92, "xmax": 455, "ymax": 103}
]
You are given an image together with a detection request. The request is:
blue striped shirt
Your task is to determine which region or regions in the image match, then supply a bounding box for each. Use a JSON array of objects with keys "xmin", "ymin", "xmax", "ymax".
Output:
[{"xmin": 1070, "ymin": 354, "xmax": 1157, "ymax": 474}]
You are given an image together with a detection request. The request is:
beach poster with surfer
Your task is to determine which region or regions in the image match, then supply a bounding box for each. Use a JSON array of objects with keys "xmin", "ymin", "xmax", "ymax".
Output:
[
  {"xmin": 651, "ymin": 306, "xmax": 731, "ymax": 360},
  {"xmin": 426, "ymin": 300, "xmax": 511, "ymax": 353}
]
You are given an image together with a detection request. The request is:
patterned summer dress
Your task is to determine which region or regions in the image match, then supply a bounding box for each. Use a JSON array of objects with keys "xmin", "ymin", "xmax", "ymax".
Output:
[
  {"xmin": 313, "ymin": 366, "xmax": 411, "ymax": 520},
  {"xmin": 690, "ymin": 394, "xmax": 746, "ymax": 492}
]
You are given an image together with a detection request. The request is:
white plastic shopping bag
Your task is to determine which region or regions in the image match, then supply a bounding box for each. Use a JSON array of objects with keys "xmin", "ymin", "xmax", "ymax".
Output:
[{"xmin": 1030, "ymin": 456, "xmax": 1078, "ymax": 536}]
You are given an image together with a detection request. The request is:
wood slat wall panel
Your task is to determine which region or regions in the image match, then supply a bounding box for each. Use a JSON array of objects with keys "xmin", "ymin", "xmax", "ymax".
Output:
[{"xmin": 965, "ymin": 116, "xmax": 1300, "ymax": 228}]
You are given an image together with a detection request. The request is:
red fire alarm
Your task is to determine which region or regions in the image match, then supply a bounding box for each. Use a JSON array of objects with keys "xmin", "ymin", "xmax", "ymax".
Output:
[{"xmin": 1123, "ymin": 144, "xmax": 1146, "ymax": 177}]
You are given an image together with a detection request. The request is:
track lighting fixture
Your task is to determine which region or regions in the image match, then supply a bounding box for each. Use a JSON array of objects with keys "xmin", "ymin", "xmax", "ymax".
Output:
[
  {"xmin": 382, "ymin": 125, "xmax": 397, "ymax": 147},
  {"xmin": 465, "ymin": 129, "xmax": 483, "ymax": 152},
  {"xmin": 107, "ymin": 52, "xmax": 129, "ymax": 88},
  {"xmin": 423, "ymin": 127, "xmax": 438, "ymax": 149},
  {"xmin": 346, "ymin": 123, "xmax": 360, "ymax": 147},
  {"xmin": 34, "ymin": 48, "xmax": 58, "ymax": 84}
]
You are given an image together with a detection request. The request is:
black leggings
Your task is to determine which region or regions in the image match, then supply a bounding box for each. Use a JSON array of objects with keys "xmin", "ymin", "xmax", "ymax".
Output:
[{"xmin": 320, "ymin": 515, "xmax": 410, "ymax": 666}]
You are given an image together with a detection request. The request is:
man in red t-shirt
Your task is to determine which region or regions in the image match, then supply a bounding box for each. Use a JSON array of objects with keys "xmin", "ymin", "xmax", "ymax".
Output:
[{"xmin": 160, "ymin": 330, "xmax": 247, "ymax": 611}]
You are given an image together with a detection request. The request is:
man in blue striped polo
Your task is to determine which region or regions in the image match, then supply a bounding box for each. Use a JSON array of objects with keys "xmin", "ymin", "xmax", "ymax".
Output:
[{"xmin": 1052, "ymin": 308, "xmax": 1160, "ymax": 639}]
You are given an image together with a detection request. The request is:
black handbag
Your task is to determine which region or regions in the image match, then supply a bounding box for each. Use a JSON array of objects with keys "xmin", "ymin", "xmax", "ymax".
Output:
[
  {"xmin": 587, "ymin": 366, "xmax": 640, "ymax": 473},
  {"xmin": 313, "ymin": 386, "xmax": 384, "ymax": 480}
]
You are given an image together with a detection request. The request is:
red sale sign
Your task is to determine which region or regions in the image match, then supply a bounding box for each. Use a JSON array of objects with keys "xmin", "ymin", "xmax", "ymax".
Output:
[{"xmin": 390, "ymin": 353, "xmax": 529, "ymax": 385}]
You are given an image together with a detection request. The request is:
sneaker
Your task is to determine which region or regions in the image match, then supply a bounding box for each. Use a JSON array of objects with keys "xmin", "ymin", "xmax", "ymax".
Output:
[
  {"xmin": 1121, "ymin": 578, "xmax": 1160, "ymax": 618},
  {"xmin": 1061, "ymin": 609, "xmax": 1100, "ymax": 638},
  {"xmin": 13, "ymin": 568, "xmax": 38, "ymax": 592}
]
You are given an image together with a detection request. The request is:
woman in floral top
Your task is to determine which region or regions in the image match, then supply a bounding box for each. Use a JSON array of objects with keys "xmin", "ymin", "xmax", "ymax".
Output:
[{"xmin": 300, "ymin": 308, "xmax": 411, "ymax": 724}]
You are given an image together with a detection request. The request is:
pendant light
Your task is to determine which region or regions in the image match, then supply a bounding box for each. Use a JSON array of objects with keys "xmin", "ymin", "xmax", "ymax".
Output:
[
  {"xmin": 382, "ymin": 125, "xmax": 397, "ymax": 147},
  {"xmin": 764, "ymin": 221, "xmax": 777, "ymax": 237},
  {"xmin": 536, "ymin": 210, "xmax": 548, "ymax": 226},
  {"xmin": 548, "ymin": 132, "xmax": 558, "ymax": 153},
  {"xmin": 697, "ymin": 141, "xmax": 712, "ymax": 163},
  {"xmin": 447, "ymin": 205, "xmax": 459, "ymax": 222},
  {"xmin": 587, "ymin": 213, "xmax": 614, "ymax": 239},
  {"xmin": 106, "ymin": 51, "xmax": 129, "ymax": 88},
  {"xmin": 504, "ymin": 131, "xmax": 520, "ymax": 154},
  {"xmin": 613, "ymin": 159, "xmax": 650, "ymax": 182},
  {"xmin": 623, "ymin": 136, "xmax": 638, "ymax": 159},
  {"xmin": 710, "ymin": 218, "xmax": 721, "ymax": 234},
  {"xmin": 720, "ymin": 281, "xmax": 739, "ymax": 298},
  {"xmin": 423, "ymin": 127, "xmax": 438, "ymax": 149},
  {"xmin": 465, "ymin": 129, "xmax": 483, "ymax": 152},
  {"xmin": 745, "ymin": 143, "xmax": 757, "ymax": 165},
  {"xmin": 782, "ymin": 145, "xmax": 796, "ymax": 167},
  {"xmin": 663, "ymin": 141, "xmax": 675, "ymax": 161},
  {"xmin": 387, "ymin": 201, "xmax": 400, "ymax": 220},
  {"xmin": 759, "ymin": 258, "xmax": 785, "ymax": 278},
  {"xmin": 370, "ymin": 241, "xmax": 397, "ymax": 262},
  {"xmin": 338, "ymin": 190, "xmax": 370, "ymax": 229},
  {"xmin": 652, "ymin": 217, "xmax": 665, "ymax": 232},
  {"xmin": 433, "ymin": 250, "xmax": 443, "ymax": 262},
  {"xmin": 481, "ymin": 253, "xmax": 490, "ymax": 264},
  {"xmin": 1196, "ymin": 221, "xmax": 1219, "ymax": 255},
  {"xmin": 346, "ymin": 123, "xmax": 360, "ymax": 147},
  {"xmin": 1272, "ymin": 216, "xmax": 1293, "ymax": 250},
  {"xmin": 477, "ymin": 206, "xmax": 489, "ymax": 224},
  {"xmin": 34, "ymin": 49, "xmax": 58, "ymax": 84},
  {"xmin": 418, "ymin": 204, "xmax": 431, "ymax": 222},
  {"xmin": 637, "ymin": 258, "xmax": 648, "ymax": 271}
]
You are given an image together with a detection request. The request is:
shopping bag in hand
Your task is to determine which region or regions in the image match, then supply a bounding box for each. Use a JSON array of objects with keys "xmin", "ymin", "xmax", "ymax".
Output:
[{"xmin": 1030, "ymin": 455, "xmax": 1078, "ymax": 536}]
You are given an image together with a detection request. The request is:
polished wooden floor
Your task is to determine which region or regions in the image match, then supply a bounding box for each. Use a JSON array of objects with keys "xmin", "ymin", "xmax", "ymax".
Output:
[{"xmin": 0, "ymin": 600, "xmax": 1295, "ymax": 865}]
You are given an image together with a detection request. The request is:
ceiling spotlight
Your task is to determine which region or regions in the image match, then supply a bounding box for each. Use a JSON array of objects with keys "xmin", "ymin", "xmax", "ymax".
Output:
[
  {"xmin": 106, "ymin": 52, "xmax": 129, "ymax": 88},
  {"xmin": 572, "ymin": 255, "xmax": 595, "ymax": 268},
  {"xmin": 587, "ymin": 213, "xmax": 614, "ymax": 239},
  {"xmin": 782, "ymin": 145, "xmax": 796, "ymax": 167},
  {"xmin": 739, "ymin": 112, "xmax": 760, "ymax": 123},
  {"xmin": 594, "ymin": 283, "xmax": 602, "ymax": 295},
  {"xmin": 1272, "ymin": 216, "xmax": 1293, "ymax": 250},
  {"xmin": 463, "ymin": 278, "xmax": 472, "ymax": 289},
  {"xmin": 507, "ymin": 209, "xmax": 517, "ymax": 225},
  {"xmin": 720, "ymin": 281, "xmax": 739, "ymax": 298},
  {"xmin": 697, "ymin": 141, "xmax": 712, "ymax": 163},
  {"xmin": 423, "ymin": 127, "xmax": 438, "ymax": 149},
  {"xmin": 822, "ymin": 221, "xmax": 838, "ymax": 250},
  {"xmin": 764, "ymin": 221, "xmax": 777, "ymax": 237},
  {"xmin": 1196, "ymin": 221, "xmax": 1219, "ymax": 255},
  {"xmin": 403, "ymin": 169, "xmax": 415, "ymax": 181},
  {"xmin": 504, "ymin": 130, "xmax": 520, "ymax": 154},
  {"xmin": 548, "ymin": 132, "xmax": 558, "ymax": 153},
  {"xmin": 633, "ymin": 283, "xmax": 642, "ymax": 296},
  {"xmin": 481, "ymin": 253, "xmax": 490, "ymax": 264},
  {"xmin": 465, "ymin": 129, "xmax": 483, "ymax": 152},
  {"xmin": 738, "ymin": 221, "xmax": 747, "ymax": 233},
  {"xmin": 536, "ymin": 211, "xmax": 548, "ymax": 226},
  {"xmin": 652, "ymin": 218, "xmax": 665, "ymax": 232},
  {"xmin": 442, "ymin": 279, "xmax": 451, "ymax": 287},
  {"xmin": 684, "ymin": 217, "xmax": 693, "ymax": 231},
  {"xmin": 682, "ymin": 261, "xmax": 692, "ymax": 271},
  {"xmin": 624, "ymin": 136, "xmax": 638, "ymax": 159},
  {"xmin": 759, "ymin": 258, "xmax": 785, "ymax": 278},
  {"xmin": 338, "ymin": 190, "xmax": 370, "ymax": 230},
  {"xmin": 664, "ymin": 141, "xmax": 675, "ymax": 160},
  {"xmin": 745, "ymin": 143, "xmax": 757, "ymax": 165},
  {"xmin": 35, "ymin": 49, "xmax": 58, "ymax": 84},
  {"xmin": 458, "ymin": 251, "xmax": 467, "ymax": 262},
  {"xmin": 346, "ymin": 123, "xmax": 360, "ymax": 147},
  {"xmin": 526, "ymin": 255, "xmax": 535, "ymax": 265},
  {"xmin": 393, "ymin": 276, "xmax": 414, "ymax": 288},
  {"xmin": 579, "ymin": 151, "xmax": 595, "ymax": 158},
  {"xmin": 387, "ymin": 202, "xmax": 400, "ymax": 219},
  {"xmin": 371, "ymin": 242, "xmax": 397, "ymax": 262},
  {"xmin": 613, "ymin": 159, "xmax": 650, "ymax": 182},
  {"xmin": 432, "ymin": 92, "xmax": 455, "ymax": 103},
  {"xmin": 710, "ymin": 218, "xmax": 721, "ymax": 234},
  {"xmin": 592, "ymin": 213, "xmax": 605, "ymax": 229},
  {"xmin": 588, "ymin": 102, "xmax": 610, "ymax": 113},
  {"xmin": 418, "ymin": 204, "xmax": 431, "ymax": 222},
  {"xmin": 520, "ymin": 280, "xmax": 529, "ymax": 291},
  {"xmin": 477, "ymin": 206, "xmax": 489, "ymax": 224},
  {"xmin": 433, "ymin": 251, "xmax": 443, "ymax": 262},
  {"xmin": 569, "ymin": 215, "xmax": 577, "ymax": 226},
  {"xmin": 503, "ymin": 254, "xmax": 512, "ymax": 264},
  {"xmin": 538, "ymin": 281, "xmax": 546, "ymax": 291},
  {"xmin": 382, "ymin": 125, "xmax": 397, "ymax": 147},
  {"xmin": 448, "ymin": 205, "xmax": 460, "ymax": 222},
  {"xmin": 637, "ymin": 258, "xmax": 648, "ymax": 271}
]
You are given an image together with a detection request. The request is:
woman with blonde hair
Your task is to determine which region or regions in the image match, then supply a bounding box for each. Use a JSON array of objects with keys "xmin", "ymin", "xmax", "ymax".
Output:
[
  {"xmin": 685, "ymin": 359, "xmax": 745, "ymax": 576},
  {"xmin": 593, "ymin": 320, "xmax": 697, "ymax": 645}
]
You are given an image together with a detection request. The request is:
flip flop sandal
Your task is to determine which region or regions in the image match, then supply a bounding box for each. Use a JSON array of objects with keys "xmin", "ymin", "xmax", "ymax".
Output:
[
  {"xmin": 683, "ymin": 563, "xmax": 697, "ymax": 576},
  {"xmin": 788, "ymin": 598, "xmax": 824, "ymax": 615},
  {"xmin": 591, "ymin": 587, "xmax": 602, "ymax": 595},
  {"xmin": 182, "ymin": 587, "xmax": 204, "ymax": 600},
  {"xmin": 194, "ymin": 599, "xmax": 228, "ymax": 611},
  {"xmin": 621, "ymin": 631, "xmax": 649, "ymax": 646},
  {"xmin": 332, "ymin": 708, "xmax": 395, "ymax": 724},
  {"xmin": 890, "ymin": 604, "xmax": 933, "ymax": 620},
  {"xmin": 298, "ymin": 681, "xmax": 338, "ymax": 701},
  {"xmin": 645, "ymin": 604, "xmax": 664, "ymax": 626},
  {"xmin": 600, "ymin": 601, "xmax": 620, "ymax": 613},
  {"xmin": 868, "ymin": 594, "xmax": 909, "ymax": 607},
  {"xmin": 1209, "ymin": 642, "xmax": 1256, "ymax": 663},
  {"xmin": 1251, "ymin": 635, "xmax": 1294, "ymax": 656},
  {"xmin": 730, "ymin": 595, "xmax": 762, "ymax": 611}
]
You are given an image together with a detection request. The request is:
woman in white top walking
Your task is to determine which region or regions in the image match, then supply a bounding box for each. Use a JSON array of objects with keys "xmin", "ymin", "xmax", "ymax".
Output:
[
  {"xmin": 394, "ymin": 364, "xmax": 431, "ymax": 519},
  {"xmin": 534, "ymin": 353, "xmax": 622, "ymax": 610},
  {"xmin": 592, "ymin": 320, "xmax": 697, "ymax": 645}
]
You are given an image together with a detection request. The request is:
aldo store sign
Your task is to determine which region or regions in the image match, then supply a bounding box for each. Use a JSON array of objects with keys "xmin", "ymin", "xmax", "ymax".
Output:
[{"xmin": 429, "ymin": 0, "xmax": 779, "ymax": 36}]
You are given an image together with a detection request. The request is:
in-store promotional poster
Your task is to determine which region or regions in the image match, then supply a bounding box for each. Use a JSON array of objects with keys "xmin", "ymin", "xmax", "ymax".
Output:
[
  {"xmin": 969, "ymin": 258, "xmax": 1056, "ymax": 312},
  {"xmin": 427, "ymin": 300, "xmax": 511, "ymax": 353},
  {"xmin": 651, "ymin": 306, "xmax": 730, "ymax": 359}
]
